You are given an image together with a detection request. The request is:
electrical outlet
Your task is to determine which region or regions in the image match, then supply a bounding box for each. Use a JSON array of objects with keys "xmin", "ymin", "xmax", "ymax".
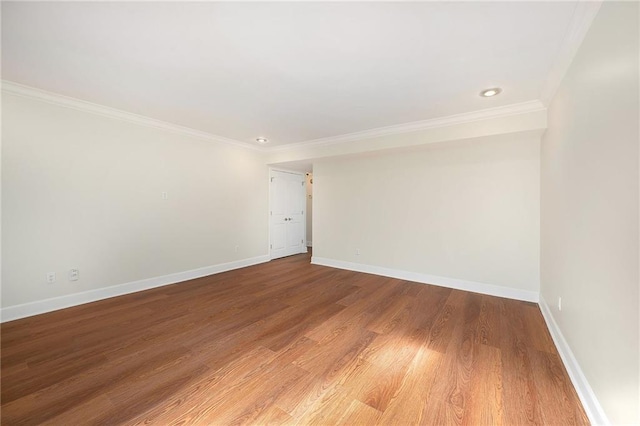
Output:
[
  {"xmin": 46, "ymin": 272, "xmax": 56, "ymax": 284},
  {"xmin": 161, "ymin": 191, "xmax": 168, "ymax": 200},
  {"xmin": 558, "ymin": 297, "xmax": 562, "ymax": 311},
  {"xmin": 355, "ymin": 248, "xmax": 361, "ymax": 256},
  {"xmin": 69, "ymin": 269, "xmax": 79, "ymax": 281},
  {"xmin": 234, "ymin": 245, "xmax": 239, "ymax": 252}
]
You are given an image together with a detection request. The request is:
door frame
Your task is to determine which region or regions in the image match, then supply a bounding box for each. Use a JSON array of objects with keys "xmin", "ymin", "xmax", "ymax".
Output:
[{"xmin": 268, "ymin": 167, "xmax": 308, "ymax": 260}]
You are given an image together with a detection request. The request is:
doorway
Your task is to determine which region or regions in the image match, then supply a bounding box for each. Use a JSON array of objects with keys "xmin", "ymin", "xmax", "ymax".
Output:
[{"xmin": 269, "ymin": 169, "xmax": 307, "ymax": 259}]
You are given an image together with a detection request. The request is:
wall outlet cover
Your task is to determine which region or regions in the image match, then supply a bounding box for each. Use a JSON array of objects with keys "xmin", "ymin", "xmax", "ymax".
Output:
[{"xmin": 69, "ymin": 269, "xmax": 80, "ymax": 281}]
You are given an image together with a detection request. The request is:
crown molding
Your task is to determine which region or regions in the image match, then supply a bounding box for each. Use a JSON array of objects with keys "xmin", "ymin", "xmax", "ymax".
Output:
[
  {"xmin": 270, "ymin": 100, "xmax": 546, "ymax": 152},
  {"xmin": 540, "ymin": 1, "xmax": 603, "ymax": 105},
  {"xmin": 3, "ymin": 79, "xmax": 546, "ymax": 154},
  {"xmin": 1, "ymin": 80, "xmax": 265, "ymax": 152}
]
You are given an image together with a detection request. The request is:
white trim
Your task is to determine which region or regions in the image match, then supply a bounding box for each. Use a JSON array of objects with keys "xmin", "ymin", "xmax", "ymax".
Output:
[
  {"xmin": 307, "ymin": 241, "xmax": 312, "ymax": 248},
  {"xmin": 269, "ymin": 167, "xmax": 308, "ymax": 176},
  {"xmin": 0, "ymin": 255, "xmax": 270, "ymax": 323},
  {"xmin": 311, "ymin": 257, "xmax": 538, "ymax": 303},
  {"xmin": 538, "ymin": 297, "xmax": 610, "ymax": 425},
  {"xmin": 1, "ymin": 80, "xmax": 263, "ymax": 152},
  {"xmin": 270, "ymin": 100, "xmax": 546, "ymax": 152},
  {"xmin": 3, "ymin": 80, "xmax": 547, "ymax": 153},
  {"xmin": 539, "ymin": 1, "xmax": 602, "ymax": 105}
]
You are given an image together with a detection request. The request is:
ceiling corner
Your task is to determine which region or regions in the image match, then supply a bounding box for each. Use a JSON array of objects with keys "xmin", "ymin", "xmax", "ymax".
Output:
[
  {"xmin": 539, "ymin": 1, "xmax": 603, "ymax": 105},
  {"xmin": 1, "ymin": 80, "xmax": 263, "ymax": 152}
]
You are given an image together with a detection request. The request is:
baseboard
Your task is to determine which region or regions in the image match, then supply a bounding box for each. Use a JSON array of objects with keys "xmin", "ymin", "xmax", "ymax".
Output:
[
  {"xmin": 1, "ymin": 255, "xmax": 270, "ymax": 323},
  {"xmin": 311, "ymin": 256, "xmax": 538, "ymax": 303},
  {"xmin": 538, "ymin": 297, "xmax": 609, "ymax": 425}
]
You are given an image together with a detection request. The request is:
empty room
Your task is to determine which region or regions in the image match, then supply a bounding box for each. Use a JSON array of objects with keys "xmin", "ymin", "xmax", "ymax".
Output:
[{"xmin": 1, "ymin": 1, "xmax": 638, "ymax": 425}]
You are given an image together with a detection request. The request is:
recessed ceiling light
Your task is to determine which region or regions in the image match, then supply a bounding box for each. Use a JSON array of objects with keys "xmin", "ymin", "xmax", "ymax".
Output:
[
  {"xmin": 480, "ymin": 88, "xmax": 502, "ymax": 97},
  {"xmin": 256, "ymin": 137, "xmax": 268, "ymax": 144}
]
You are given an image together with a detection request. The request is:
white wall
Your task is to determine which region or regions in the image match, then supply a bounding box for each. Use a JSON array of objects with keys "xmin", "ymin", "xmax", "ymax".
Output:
[
  {"xmin": 267, "ymin": 107, "xmax": 546, "ymax": 165},
  {"xmin": 2, "ymin": 93, "xmax": 269, "ymax": 310},
  {"xmin": 540, "ymin": 2, "xmax": 639, "ymax": 424},
  {"xmin": 313, "ymin": 132, "xmax": 540, "ymax": 297}
]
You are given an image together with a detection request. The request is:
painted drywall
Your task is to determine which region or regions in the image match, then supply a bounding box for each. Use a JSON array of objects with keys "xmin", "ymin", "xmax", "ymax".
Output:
[
  {"xmin": 266, "ymin": 106, "xmax": 547, "ymax": 165},
  {"xmin": 313, "ymin": 132, "xmax": 540, "ymax": 294},
  {"xmin": 540, "ymin": 2, "xmax": 639, "ymax": 424},
  {"xmin": 2, "ymin": 92, "xmax": 269, "ymax": 309}
]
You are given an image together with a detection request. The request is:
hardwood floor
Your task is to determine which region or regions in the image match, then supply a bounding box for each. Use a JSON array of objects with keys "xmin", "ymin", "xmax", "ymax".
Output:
[{"xmin": 1, "ymin": 252, "xmax": 589, "ymax": 425}]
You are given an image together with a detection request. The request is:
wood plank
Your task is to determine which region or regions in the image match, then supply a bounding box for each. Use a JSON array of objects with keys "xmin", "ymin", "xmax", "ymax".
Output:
[
  {"xmin": 128, "ymin": 346, "xmax": 278, "ymax": 425},
  {"xmin": 499, "ymin": 299, "xmax": 545, "ymax": 425},
  {"xmin": 463, "ymin": 344, "xmax": 504, "ymax": 426},
  {"xmin": 419, "ymin": 292, "xmax": 481, "ymax": 425},
  {"xmin": 476, "ymin": 295, "xmax": 502, "ymax": 347},
  {"xmin": 251, "ymin": 405, "xmax": 292, "ymax": 425},
  {"xmin": 338, "ymin": 398, "xmax": 382, "ymax": 425},
  {"xmin": 528, "ymin": 348, "xmax": 590, "ymax": 425},
  {"xmin": 376, "ymin": 347, "xmax": 443, "ymax": 425}
]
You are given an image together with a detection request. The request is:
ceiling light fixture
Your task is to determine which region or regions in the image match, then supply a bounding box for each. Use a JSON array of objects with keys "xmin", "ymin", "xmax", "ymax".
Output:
[
  {"xmin": 480, "ymin": 88, "xmax": 502, "ymax": 97},
  {"xmin": 256, "ymin": 137, "xmax": 269, "ymax": 144}
]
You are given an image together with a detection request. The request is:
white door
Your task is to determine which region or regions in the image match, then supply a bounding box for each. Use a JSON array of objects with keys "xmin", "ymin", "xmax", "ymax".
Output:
[{"xmin": 270, "ymin": 170, "xmax": 306, "ymax": 259}]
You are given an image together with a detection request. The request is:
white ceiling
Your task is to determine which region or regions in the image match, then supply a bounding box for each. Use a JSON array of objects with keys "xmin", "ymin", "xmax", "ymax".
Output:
[{"xmin": 2, "ymin": 2, "xmax": 580, "ymax": 147}]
